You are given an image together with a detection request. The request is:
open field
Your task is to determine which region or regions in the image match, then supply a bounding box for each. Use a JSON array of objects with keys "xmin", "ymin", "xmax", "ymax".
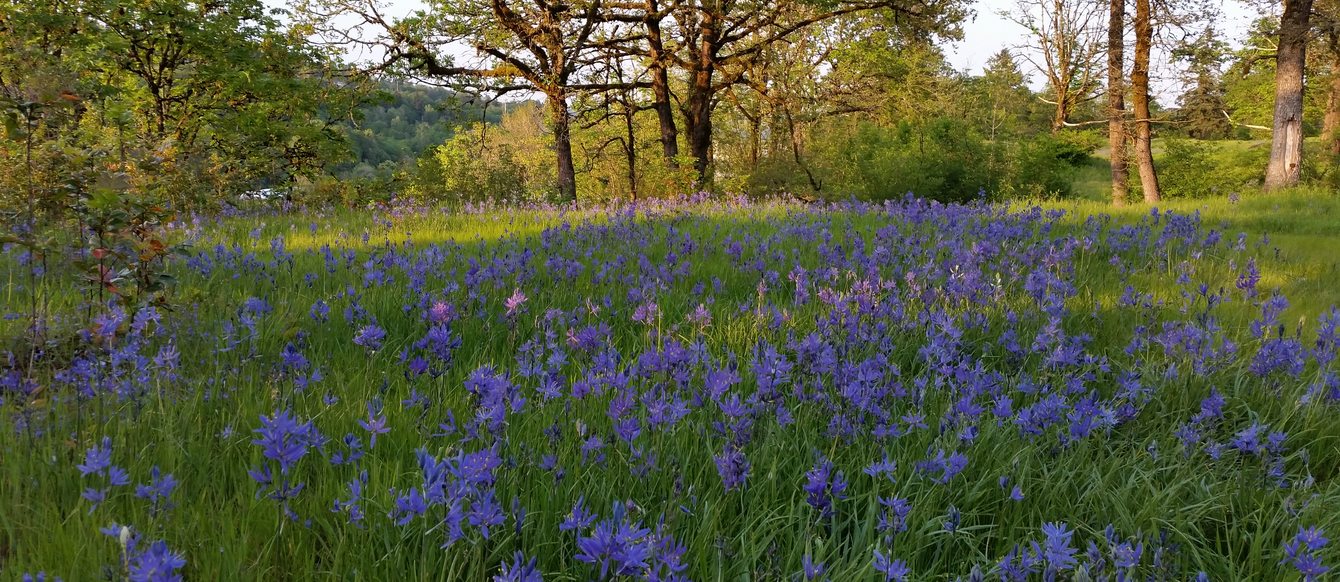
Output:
[{"xmin": 2, "ymin": 192, "xmax": 1338, "ymax": 580}]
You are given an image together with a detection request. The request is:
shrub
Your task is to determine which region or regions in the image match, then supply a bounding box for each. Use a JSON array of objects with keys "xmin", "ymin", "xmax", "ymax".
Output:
[
  {"xmin": 1047, "ymin": 129, "xmax": 1104, "ymax": 165},
  {"xmin": 994, "ymin": 136, "xmax": 1077, "ymax": 199},
  {"xmin": 804, "ymin": 119, "xmax": 1078, "ymax": 202},
  {"xmin": 1147, "ymin": 139, "xmax": 1264, "ymax": 198},
  {"xmin": 818, "ymin": 118, "xmax": 997, "ymax": 203}
]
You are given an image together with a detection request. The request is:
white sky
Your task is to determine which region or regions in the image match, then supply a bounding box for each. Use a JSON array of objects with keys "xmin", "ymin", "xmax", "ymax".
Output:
[
  {"xmin": 295, "ymin": 0, "xmax": 1272, "ymax": 103},
  {"xmin": 944, "ymin": 0, "xmax": 1268, "ymax": 101},
  {"xmin": 945, "ymin": 0, "xmax": 1264, "ymax": 75}
]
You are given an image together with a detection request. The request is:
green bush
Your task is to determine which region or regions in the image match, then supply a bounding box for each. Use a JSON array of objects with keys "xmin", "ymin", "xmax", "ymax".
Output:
[
  {"xmin": 1047, "ymin": 129, "xmax": 1105, "ymax": 165},
  {"xmin": 818, "ymin": 118, "xmax": 997, "ymax": 203},
  {"xmin": 1148, "ymin": 139, "xmax": 1264, "ymax": 198},
  {"xmin": 1302, "ymin": 140, "xmax": 1340, "ymax": 190},
  {"xmin": 994, "ymin": 135, "xmax": 1077, "ymax": 199},
  {"xmin": 806, "ymin": 118, "xmax": 1078, "ymax": 202}
]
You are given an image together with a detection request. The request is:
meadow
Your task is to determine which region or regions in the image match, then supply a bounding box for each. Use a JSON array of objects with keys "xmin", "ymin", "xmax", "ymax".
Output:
[{"xmin": 1, "ymin": 191, "xmax": 1338, "ymax": 581}]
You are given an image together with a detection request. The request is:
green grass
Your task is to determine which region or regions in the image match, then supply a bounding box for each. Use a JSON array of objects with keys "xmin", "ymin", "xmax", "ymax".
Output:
[
  {"xmin": 1059, "ymin": 149, "xmax": 1340, "ymax": 318},
  {"xmin": 1, "ymin": 191, "xmax": 1338, "ymax": 581}
]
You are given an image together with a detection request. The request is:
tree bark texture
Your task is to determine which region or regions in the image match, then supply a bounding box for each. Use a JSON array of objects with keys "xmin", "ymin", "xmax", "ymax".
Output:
[{"xmin": 1264, "ymin": 0, "xmax": 1314, "ymax": 191}]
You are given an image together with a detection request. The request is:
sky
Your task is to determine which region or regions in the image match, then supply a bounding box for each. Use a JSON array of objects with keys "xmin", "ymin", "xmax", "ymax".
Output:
[
  {"xmin": 302, "ymin": 0, "xmax": 1272, "ymax": 103},
  {"xmin": 942, "ymin": 0, "xmax": 1266, "ymax": 100},
  {"xmin": 944, "ymin": 0, "xmax": 1262, "ymax": 75}
]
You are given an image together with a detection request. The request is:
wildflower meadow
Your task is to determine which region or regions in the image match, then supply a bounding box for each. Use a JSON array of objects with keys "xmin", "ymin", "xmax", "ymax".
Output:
[{"xmin": 2, "ymin": 193, "xmax": 1338, "ymax": 581}]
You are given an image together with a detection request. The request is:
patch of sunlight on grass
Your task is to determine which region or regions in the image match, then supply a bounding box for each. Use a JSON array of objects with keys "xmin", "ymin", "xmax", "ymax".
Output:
[{"xmin": 1046, "ymin": 188, "xmax": 1340, "ymax": 320}]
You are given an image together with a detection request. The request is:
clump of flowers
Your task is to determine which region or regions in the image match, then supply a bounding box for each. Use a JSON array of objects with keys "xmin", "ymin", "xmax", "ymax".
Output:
[
  {"xmin": 77, "ymin": 437, "xmax": 130, "ymax": 513},
  {"xmin": 1282, "ymin": 526, "xmax": 1330, "ymax": 581}
]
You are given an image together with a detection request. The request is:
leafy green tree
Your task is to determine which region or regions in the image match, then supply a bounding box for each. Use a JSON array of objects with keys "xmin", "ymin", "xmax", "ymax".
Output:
[
  {"xmin": 2, "ymin": 0, "xmax": 362, "ymax": 209},
  {"xmin": 975, "ymin": 49, "xmax": 1035, "ymax": 140},
  {"xmin": 299, "ymin": 0, "xmax": 629, "ymax": 203},
  {"xmin": 1171, "ymin": 28, "xmax": 1233, "ymax": 140}
]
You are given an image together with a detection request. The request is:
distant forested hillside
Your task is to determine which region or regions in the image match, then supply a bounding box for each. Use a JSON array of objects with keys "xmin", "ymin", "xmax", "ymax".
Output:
[{"xmin": 336, "ymin": 82, "xmax": 526, "ymax": 178}]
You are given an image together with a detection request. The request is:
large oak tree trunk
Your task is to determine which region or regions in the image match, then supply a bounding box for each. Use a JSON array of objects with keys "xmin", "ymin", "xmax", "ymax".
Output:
[
  {"xmin": 1131, "ymin": 0, "xmax": 1159, "ymax": 202},
  {"xmin": 1107, "ymin": 0, "xmax": 1128, "ymax": 206},
  {"xmin": 680, "ymin": 6, "xmax": 719, "ymax": 183},
  {"xmin": 685, "ymin": 89, "xmax": 713, "ymax": 182},
  {"xmin": 549, "ymin": 94, "xmax": 577, "ymax": 203},
  {"xmin": 1264, "ymin": 0, "xmax": 1315, "ymax": 191},
  {"xmin": 684, "ymin": 72, "xmax": 715, "ymax": 182},
  {"xmin": 645, "ymin": 7, "xmax": 679, "ymax": 162}
]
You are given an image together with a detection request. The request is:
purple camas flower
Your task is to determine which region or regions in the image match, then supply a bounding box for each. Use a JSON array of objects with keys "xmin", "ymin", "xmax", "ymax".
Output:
[
  {"xmin": 495, "ymin": 551, "xmax": 542, "ymax": 582},
  {"xmin": 77, "ymin": 437, "xmax": 114, "ymax": 477},
  {"xmin": 428, "ymin": 301, "xmax": 457, "ymax": 324},
  {"xmin": 686, "ymin": 303, "xmax": 712, "ymax": 327},
  {"xmin": 389, "ymin": 487, "xmax": 427, "ymax": 525},
  {"xmin": 863, "ymin": 454, "xmax": 897, "ymax": 482},
  {"xmin": 134, "ymin": 466, "xmax": 178, "ymax": 517},
  {"xmin": 1112, "ymin": 539, "xmax": 1143, "ymax": 570},
  {"xmin": 801, "ymin": 553, "xmax": 825, "ymax": 580},
  {"xmin": 574, "ymin": 502, "xmax": 654, "ymax": 579},
  {"xmin": 358, "ymin": 402, "xmax": 390, "ymax": 448},
  {"xmin": 916, "ymin": 449, "xmax": 968, "ymax": 484},
  {"xmin": 872, "ymin": 549, "xmax": 910, "ymax": 581},
  {"xmin": 468, "ymin": 493, "xmax": 506, "ymax": 539},
  {"xmin": 251, "ymin": 409, "xmax": 321, "ymax": 475},
  {"xmin": 876, "ymin": 496, "xmax": 912, "ymax": 542},
  {"xmin": 249, "ymin": 409, "xmax": 323, "ymax": 519},
  {"xmin": 1037, "ymin": 522, "xmax": 1078, "ymax": 574},
  {"xmin": 560, "ymin": 496, "xmax": 597, "ymax": 532},
  {"xmin": 803, "ymin": 456, "xmax": 848, "ymax": 520},
  {"xmin": 279, "ymin": 343, "xmax": 309, "ymax": 374},
  {"xmin": 1251, "ymin": 335, "xmax": 1306, "ymax": 378},
  {"xmin": 352, "ymin": 324, "xmax": 386, "ymax": 351},
  {"xmin": 1282, "ymin": 526, "xmax": 1330, "ymax": 581},
  {"xmin": 128, "ymin": 540, "xmax": 186, "ymax": 582},
  {"xmin": 77, "ymin": 437, "xmax": 129, "ymax": 513},
  {"xmin": 631, "ymin": 301, "xmax": 659, "ymax": 325},
  {"xmin": 310, "ymin": 299, "xmax": 330, "ymax": 322},
  {"xmin": 416, "ymin": 323, "xmax": 461, "ymax": 366},
  {"xmin": 943, "ymin": 504, "xmax": 961, "ymax": 532},
  {"xmin": 1236, "ymin": 258, "xmax": 1260, "ymax": 298},
  {"xmin": 332, "ymin": 471, "xmax": 368, "ymax": 525},
  {"xmin": 714, "ymin": 445, "xmax": 750, "ymax": 492}
]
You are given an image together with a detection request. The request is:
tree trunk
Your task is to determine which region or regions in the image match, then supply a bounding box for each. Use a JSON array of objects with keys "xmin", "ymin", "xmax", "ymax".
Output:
[
  {"xmin": 549, "ymin": 94, "xmax": 577, "ymax": 203},
  {"xmin": 748, "ymin": 113, "xmax": 761, "ymax": 169},
  {"xmin": 681, "ymin": 5, "xmax": 719, "ymax": 183},
  {"xmin": 645, "ymin": 9, "xmax": 680, "ymax": 162},
  {"xmin": 1264, "ymin": 0, "xmax": 1314, "ymax": 191},
  {"xmin": 684, "ymin": 66, "xmax": 715, "ymax": 183},
  {"xmin": 1049, "ymin": 0, "xmax": 1072, "ymax": 134},
  {"xmin": 623, "ymin": 106, "xmax": 639, "ymax": 201},
  {"xmin": 1107, "ymin": 0, "xmax": 1128, "ymax": 206},
  {"xmin": 1131, "ymin": 0, "xmax": 1159, "ymax": 202},
  {"xmin": 785, "ymin": 107, "xmax": 821, "ymax": 192},
  {"xmin": 1324, "ymin": 52, "xmax": 1340, "ymax": 156},
  {"xmin": 1051, "ymin": 85, "xmax": 1068, "ymax": 134}
]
